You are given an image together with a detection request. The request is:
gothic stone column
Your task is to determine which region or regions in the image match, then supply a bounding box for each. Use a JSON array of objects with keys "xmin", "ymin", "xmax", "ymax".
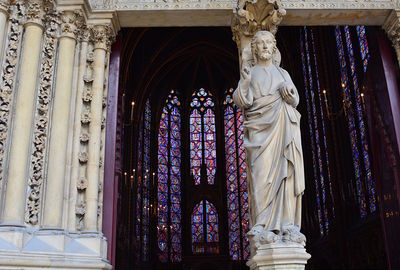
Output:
[
  {"xmin": 2, "ymin": 0, "xmax": 44, "ymax": 226},
  {"xmin": 42, "ymin": 10, "xmax": 82, "ymax": 229}
]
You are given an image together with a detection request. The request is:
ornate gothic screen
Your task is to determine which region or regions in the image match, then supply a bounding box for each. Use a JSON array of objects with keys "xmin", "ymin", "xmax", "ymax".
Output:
[
  {"xmin": 190, "ymin": 88, "xmax": 217, "ymax": 185},
  {"xmin": 157, "ymin": 91, "xmax": 182, "ymax": 262},
  {"xmin": 223, "ymin": 88, "xmax": 250, "ymax": 260}
]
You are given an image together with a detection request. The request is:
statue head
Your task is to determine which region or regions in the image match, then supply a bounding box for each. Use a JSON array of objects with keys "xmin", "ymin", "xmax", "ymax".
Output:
[{"xmin": 251, "ymin": 31, "xmax": 277, "ymax": 64}]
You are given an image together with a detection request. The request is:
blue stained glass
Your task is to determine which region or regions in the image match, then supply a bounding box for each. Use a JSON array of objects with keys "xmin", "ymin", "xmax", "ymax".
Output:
[
  {"xmin": 300, "ymin": 28, "xmax": 325, "ymax": 235},
  {"xmin": 224, "ymin": 88, "xmax": 249, "ymax": 260},
  {"xmin": 157, "ymin": 90, "xmax": 182, "ymax": 262},
  {"xmin": 356, "ymin": 26, "xmax": 370, "ymax": 73},
  {"xmin": 190, "ymin": 88, "xmax": 216, "ymax": 185},
  {"xmin": 335, "ymin": 26, "xmax": 368, "ymax": 218},
  {"xmin": 343, "ymin": 26, "xmax": 376, "ymax": 213}
]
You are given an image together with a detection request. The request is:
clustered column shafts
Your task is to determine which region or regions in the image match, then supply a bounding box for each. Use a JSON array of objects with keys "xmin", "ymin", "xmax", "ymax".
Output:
[
  {"xmin": 42, "ymin": 11, "xmax": 81, "ymax": 228},
  {"xmin": 84, "ymin": 25, "xmax": 111, "ymax": 231},
  {"xmin": 2, "ymin": 1, "xmax": 44, "ymax": 225},
  {"xmin": 0, "ymin": 1, "xmax": 8, "ymax": 64}
]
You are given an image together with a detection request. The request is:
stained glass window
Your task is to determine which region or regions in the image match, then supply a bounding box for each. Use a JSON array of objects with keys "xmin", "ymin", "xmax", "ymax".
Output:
[
  {"xmin": 300, "ymin": 27, "xmax": 334, "ymax": 236},
  {"xmin": 191, "ymin": 200, "xmax": 219, "ymax": 254},
  {"xmin": 224, "ymin": 88, "xmax": 250, "ymax": 260},
  {"xmin": 157, "ymin": 90, "xmax": 182, "ymax": 262},
  {"xmin": 190, "ymin": 88, "xmax": 216, "ymax": 185},
  {"xmin": 335, "ymin": 26, "xmax": 376, "ymax": 218},
  {"xmin": 136, "ymin": 99, "xmax": 151, "ymax": 261},
  {"xmin": 356, "ymin": 26, "xmax": 370, "ymax": 72}
]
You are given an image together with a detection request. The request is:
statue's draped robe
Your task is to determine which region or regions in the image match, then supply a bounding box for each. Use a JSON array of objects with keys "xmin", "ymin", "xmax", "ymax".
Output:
[{"xmin": 233, "ymin": 64, "xmax": 305, "ymax": 232}]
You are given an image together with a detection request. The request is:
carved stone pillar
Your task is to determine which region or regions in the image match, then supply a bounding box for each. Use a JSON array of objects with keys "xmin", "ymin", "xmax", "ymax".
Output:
[
  {"xmin": 383, "ymin": 10, "xmax": 400, "ymax": 66},
  {"xmin": 42, "ymin": 10, "xmax": 82, "ymax": 229},
  {"xmin": 2, "ymin": 0, "xmax": 44, "ymax": 226},
  {"xmin": 68, "ymin": 26, "xmax": 91, "ymax": 231},
  {"xmin": 84, "ymin": 25, "xmax": 112, "ymax": 232}
]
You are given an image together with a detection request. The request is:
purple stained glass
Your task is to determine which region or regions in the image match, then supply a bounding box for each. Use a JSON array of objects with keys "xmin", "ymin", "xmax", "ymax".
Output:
[
  {"xmin": 190, "ymin": 88, "xmax": 216, "ymax": 185},
  {"xmin": 356, "ymin": 26, "xmax": 370, "ymax": 73},
  {"xmin": 336, "ymin": 26, "xmax": 368, "ymax": 218},
  {"xmin": 192, "ymin": 201, "xmax": 204, "ymax": 253},
  {"xmin": 190, "ymin": 109, "xmax": 202, "ymax": 185},
  {"xmin": 157, "ymin": 90, "xmax": 182, "ymax": 262},
  {"xmin": 224, "ymin": 88, "xmax": 250, "ymax": 260},
  {"xmin": 305, "ymin": 27, "xmax": 329, "ymax": 232},
  {"xmin": 142, "ymin": 99, "xmax": 151, "ymax": 261},
  {"xmin": 343, "ymin": 26, "xmax": 376, "ymax": 213},
  {"xmin": 206, "ymin": 200, "xmax": 219, "ymax": 247},
  {"xmin": 300, "ymin": 28, "xmax": 325, "ymax": 235}
]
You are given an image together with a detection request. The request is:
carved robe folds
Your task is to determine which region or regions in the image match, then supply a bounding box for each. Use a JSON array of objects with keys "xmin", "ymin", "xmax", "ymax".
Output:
[{"xmin": 233, "ymin": 64, "xmax": 304, "ymax": 233}]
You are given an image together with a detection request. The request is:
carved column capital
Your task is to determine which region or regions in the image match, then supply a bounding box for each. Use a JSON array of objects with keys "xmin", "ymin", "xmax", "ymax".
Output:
[
  {"xmin": 78, "ymin": 25, "xmax": 92, "ymax": 43},
  {"xmin": 92, "ymin": 24, "xmax": 114, "ymax": 51},
  {"xmin": 59, "ymin": 10, "xmax": 83, "ymax": 40},
  {"xmin": 24, "ymin": 0, "xmax": 46, "ymax": 27},
  {"xmin": 383, "ymin": 9, "xmax": 400, "ymax": 65},
  {"xmin": 231, "ymin": 0, "xmax": 286, "ymax": 49}
]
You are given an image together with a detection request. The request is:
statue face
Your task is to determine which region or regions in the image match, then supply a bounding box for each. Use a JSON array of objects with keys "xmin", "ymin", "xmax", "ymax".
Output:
[{"xmin": 255, "ymin": 34, "xmax": 275, "ymax": 62}]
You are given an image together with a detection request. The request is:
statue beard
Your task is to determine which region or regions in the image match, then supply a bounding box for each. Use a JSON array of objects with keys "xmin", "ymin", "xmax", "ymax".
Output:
[{"xmin": 257, "ymin": 50, "xmax": 274, "ymax": 62}]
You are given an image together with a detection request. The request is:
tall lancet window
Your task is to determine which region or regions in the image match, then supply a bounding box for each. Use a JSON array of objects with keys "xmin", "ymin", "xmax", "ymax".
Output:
[
  {"xmin": 223, "ymin": 88, "xmax": 250, "ymax": 260},
  {"xmin": 335, "ymin": 26, "xmax": 376, "ymax": 218},
  {"xmin": 300, "ymin": 27, "xmax": 334, "ymax": 236},
  {"xmin": 356, "ymin": 26, "xmax": 370, "ymax": 73},
  {"xmin": 190, "ymin": 88, "xmax": 217, "ymax": 185},
  {"xmin": 191, "ymin": 200, "xmax": 219, "ymax": 254},
  {"xmin": 136, "ymin": 99, "xmax": 151, "ymax": 261},
  {"xmin": 157, "ymin": 91, "xmax": 182, "ymax": 262}
]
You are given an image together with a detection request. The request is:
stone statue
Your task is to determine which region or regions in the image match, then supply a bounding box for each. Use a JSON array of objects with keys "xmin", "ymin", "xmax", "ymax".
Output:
[{"xmin": 233, "ymin": 30, "xmax": 306, "ymax": 250}]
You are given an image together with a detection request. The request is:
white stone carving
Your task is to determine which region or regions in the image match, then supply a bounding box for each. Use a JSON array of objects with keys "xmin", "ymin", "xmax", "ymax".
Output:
[
  {"xmin": 26, "ymin": 9, "xmax": 59, "ymax": 226},
  {"xmin": 89, "ymin": 0, "xmax": 400, "ymax": 11},
  {"xmin": 0, "ymin": 1, "xmax": 24, "ymax": 201},
  {"xmin": 233, "ymin": 31, "xmax": 310, "ymax": 268}
]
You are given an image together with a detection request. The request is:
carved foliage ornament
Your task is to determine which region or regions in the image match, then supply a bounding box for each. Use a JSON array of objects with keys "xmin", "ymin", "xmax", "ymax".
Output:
[
  {"xmin": 25, "ymin": 10, "xmax": 58, "ymax": 225},
  {"xmin": 0, "ymin": 1, "xmax": 23, "ymax": 197},
  {"xmin": 384, "ymin": 10, "xmax": 400, "ymax": 46},
  {"xmin": 60, "ymin": 10, "xmax": 84, "ymax": 39},
  {"xmin": 92, "ymin": 24, "xmax": 114, "ymax": 50},
  {"xmin": 232, "ymin": 0, "xmax": 286, "ymax": 47}
]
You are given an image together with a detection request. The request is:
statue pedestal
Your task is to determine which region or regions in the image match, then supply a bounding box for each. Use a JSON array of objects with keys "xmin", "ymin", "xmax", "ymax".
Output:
[{"xmin": 247, "ymin": 242, "xmax": 311, "ymax": 270}]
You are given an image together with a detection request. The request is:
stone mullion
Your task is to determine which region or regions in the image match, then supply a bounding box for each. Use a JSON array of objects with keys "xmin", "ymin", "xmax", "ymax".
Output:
[
  {"xmin": 3, "ymin": 0, "xmax": 45, "ymax": 225},
  {"xmin": 43, "ymin": 10, "xmax": 82, "ymax": 229},
  {"xmin": 25, "ymin": 10, "xmax": 59, "ymax": 226},
  {"xmin": 0, "ymin": 1, "xmax": 23, "ymax": 216},
  {"xmin": 68, "ymin": 27, "xmax": 91, "ymax": 231}
]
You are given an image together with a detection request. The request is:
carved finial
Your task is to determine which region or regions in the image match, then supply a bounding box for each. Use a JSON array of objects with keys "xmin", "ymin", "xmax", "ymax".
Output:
[{"xmin": 232, "ymin": 0, "xmax": 286, "ymax": 50}]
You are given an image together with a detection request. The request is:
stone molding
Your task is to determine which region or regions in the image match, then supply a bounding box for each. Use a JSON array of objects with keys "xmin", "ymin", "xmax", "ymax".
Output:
[
  {"xmin": 89, "ymin": 0, "xmax": 400, "ymax": 11},
  {"xmin": 0, "ymin": 228, "xmax": 110, "ymax": 269}
]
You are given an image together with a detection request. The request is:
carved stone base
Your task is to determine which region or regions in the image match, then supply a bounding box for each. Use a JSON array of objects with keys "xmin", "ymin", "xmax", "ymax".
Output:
[
  {"xmin": 0, "ymin": 226, "xmax": 110, "ymax": 269},
  {"xmin": 247, "ymin": 242, "xmax": 311, "ymax": 270}
]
